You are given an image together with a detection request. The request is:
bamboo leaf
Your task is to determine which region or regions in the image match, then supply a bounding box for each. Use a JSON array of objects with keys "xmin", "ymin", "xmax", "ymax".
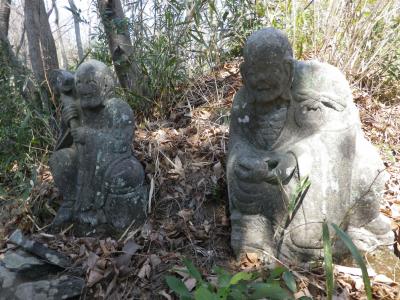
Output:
[
  {"xmin": 331, "ymin": 224, "xmax": 372, "ymax": 300},
  {"xmin": 183, "ymin": 258, "xmax": 204, "ymax": 283},
  {"xmin": 194, "ymin": 286, "xmax": 217, "ymax": 300},
  {"xmin": 213, "ymin": 266, "xmax": 231, "ymax": 287},
  {"xmin": 268, "ymin": 266, "xmax": 287, "ymax": 280},
  {"xmin": 248, "ymin": 282, "xmax": 293, "ymax": 300},
  {"xmin": 323, "ymin": 222, "xmax": 334, "ymax": 300},
  {"xmin": 283, "ymin": 271, "xmax": 297, "ymax": 293},
  {"xmin": 229, "ymin": 271, "xmax": 253, "ymax": 285},
  {"xmin": 165, "ymin": 276, "xmax": 192, "ymax": 300}
]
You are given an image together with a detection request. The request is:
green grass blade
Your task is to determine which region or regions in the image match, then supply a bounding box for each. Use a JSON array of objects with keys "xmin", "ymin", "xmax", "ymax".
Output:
[
  {"xmin": 229, "ymin": 271, "xmax": 253, "ymax": 285},
  {"xmin": 165, "ymin": 275, "xmax": 192, "ymax": 300},
  {"xmin": 194, "ymin": 286, "xmax": 217, "ymax": 300},
  {"xmin": 268, "ymin": 266, "xmax": 287, "ymax": 281},
  {"xmin": 183, "ymin": 258, "xmax": 204, "ymax": 283},
  {"xmin": 283, "ymin": 271, "xmax": 297, "ymax": 293},
  {"xmin": 322, "ymin": 222, "xmax": 334, "ymax": 300},
  {"xmin": 331, "ymin": 224, "xmax": 372, "ymax": 300},
  {"xmin": 247, "ymin": 282, "xmax": 293, "ymax": 300}
]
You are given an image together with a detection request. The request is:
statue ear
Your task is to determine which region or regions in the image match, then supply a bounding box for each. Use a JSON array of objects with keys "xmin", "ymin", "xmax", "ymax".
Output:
[
  {"xmin": 240, "ymin": 62, "xmax": 247, "ymax": 83},
  {"xmin": 281, "ymin": 58, "xmax": 295, "ymax": 100},
  {"xmin": 283, "ymin": 58, "xmax": 295, "ymax": 84}
]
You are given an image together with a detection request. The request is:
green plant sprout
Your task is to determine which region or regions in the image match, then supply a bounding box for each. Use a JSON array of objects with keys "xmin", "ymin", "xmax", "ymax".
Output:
[{"xmin": 165, "ymin": 258, "xmax": 310, "ymax": 300}]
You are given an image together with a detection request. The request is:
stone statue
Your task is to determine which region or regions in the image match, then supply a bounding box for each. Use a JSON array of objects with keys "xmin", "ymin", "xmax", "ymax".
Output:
[
  {"xmin": 49, "ymin": 59, "xmax": 148, "ymax": 234},
  {"xmin": 227, "ymin": 28, "xmax": 393, "ymax": 264},
  {"xmin": 227, "ymin": 28, "xmax": 298, "ymax": 261}
]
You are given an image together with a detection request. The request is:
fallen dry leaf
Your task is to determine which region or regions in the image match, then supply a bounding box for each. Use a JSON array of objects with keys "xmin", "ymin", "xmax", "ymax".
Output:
[
  {"xmin": 87, "ymin": 268, "xmax": 104, "ymax": 287},
  {"xmin": 87, "ymin": 252, "xmax": 100, "ymax": 270},
  {"xmin": 138, "ymin": 259, "xmax": 151, "ymax": 279},
  {"xmin": 150, "ymin": 254, "xmax": 161, "ymax": 268},
  {"xmin": 184, "ymin": 277, "xmax": 197, "ymax": 292},
  {"xmin": 159, "ymin": 290, "xmax": 173, "ymax": 300}
]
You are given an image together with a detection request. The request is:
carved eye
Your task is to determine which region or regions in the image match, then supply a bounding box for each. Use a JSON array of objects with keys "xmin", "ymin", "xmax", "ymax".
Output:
[{"xmin": 294, "ymin": 101, "xmax": 324, "ymax": 128}]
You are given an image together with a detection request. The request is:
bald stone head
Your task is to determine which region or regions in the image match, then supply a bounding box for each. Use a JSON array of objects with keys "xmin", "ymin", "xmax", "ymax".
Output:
[
  {"xmin": 241, "ymin": 28, "xmax": 294, "ymax": 104},
  {"xmin": 75, "ymin": 60, "xmax": 115, "ymax": 109}
]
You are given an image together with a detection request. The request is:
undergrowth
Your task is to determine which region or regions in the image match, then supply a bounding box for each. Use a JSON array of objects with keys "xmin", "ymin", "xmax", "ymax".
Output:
[
  {"xmin": 166, "ymin": 223, "xmax": 373, "ymax": 300},
  {"xmin": 166, "ymin": 258, "xmax": 301, "ymax": 300},
  {"xmin": 0, "ymin": 56, "xmax": 54, "ymax": 198},
  {"xmin": 87, "ymin": 0, "xmax": 399, "ymax": 119}
]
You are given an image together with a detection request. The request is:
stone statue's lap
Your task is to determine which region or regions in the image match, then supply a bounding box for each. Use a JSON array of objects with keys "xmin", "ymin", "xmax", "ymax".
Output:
[
  {"xmin": 50, "ymin": 148, "xmax": 77, "ymax": 195},
  {"xmin": 104, "ymin": 156, "xmax": 145, "ymax": 194}
]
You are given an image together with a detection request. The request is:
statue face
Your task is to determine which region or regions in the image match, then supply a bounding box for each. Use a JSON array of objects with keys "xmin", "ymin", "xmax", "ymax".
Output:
[
  {"xmin": 76, "ymin": 67, "xmax": 103, "ymax": 109},
  {"xmin": 292, "ymin": 61, "xmax": 351, "ymax": 131},
  {"xmin": 243, "ymin": 60, "xmax": 290, "ymax": 104}
]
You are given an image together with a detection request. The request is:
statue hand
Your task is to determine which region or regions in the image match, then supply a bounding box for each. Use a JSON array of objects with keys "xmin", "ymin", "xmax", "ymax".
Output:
[
  {"xmin": 234, "ymin": 156, "xmax": 270, "ymax": 183},
  {"xmin": 264, "ymin": 152, "xmax": 297, "ymax": 184},
  {"xmin": 62, "ymin": 103, "xmax": 79, "ymax": 125},
  {"xmin": 71, "ymin": 127, "xmax": 88, "ymax": 144}
]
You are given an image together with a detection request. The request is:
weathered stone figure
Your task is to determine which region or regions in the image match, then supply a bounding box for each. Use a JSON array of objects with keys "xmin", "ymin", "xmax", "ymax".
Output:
[
  {"xmin": 227, "ymin": 28, "xmax": 393, "ymax": 263},
  {"xmin": 227, "ymin": 28, "xmax": 298, "ymax": 261},
  {"xmin": 277, "ymin": 60, "xmax": 393, "ymax": 261},
  {"xmin": 50, "ymin": 59, "xmax": 147, "ymax": 234}
]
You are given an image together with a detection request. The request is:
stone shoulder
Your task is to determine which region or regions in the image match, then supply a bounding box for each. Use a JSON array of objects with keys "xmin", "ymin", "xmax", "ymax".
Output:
[
  {"xmin": 104, "ymin": 97, "xmax": 135, "ymax": 127},
  {"xmin": 230, "ymin": 87, "xmax": 254, "ymax": 124},
  {"xmin": 231, "ymin": 88, "xmax": 247, "ymax": 112}
]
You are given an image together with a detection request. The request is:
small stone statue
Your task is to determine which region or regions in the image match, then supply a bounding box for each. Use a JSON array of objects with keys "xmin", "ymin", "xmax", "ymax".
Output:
[
  {"xmin": 50, "ymin": 59, "xmax": 148, "ymax": 234},
  {"xmin": 227, "ymin": 28, "xmax": 393, "ymax": 263}
]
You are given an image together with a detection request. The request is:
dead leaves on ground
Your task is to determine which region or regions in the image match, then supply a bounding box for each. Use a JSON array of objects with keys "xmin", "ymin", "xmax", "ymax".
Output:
[{"xmin": 1, "ymin": 61, "xmax": 400, "ymax": 299}]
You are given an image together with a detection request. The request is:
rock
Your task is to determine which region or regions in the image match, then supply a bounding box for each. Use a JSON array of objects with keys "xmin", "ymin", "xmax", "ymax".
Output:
[
  {"xmin": 226, "ymin": 27, "xmax": 393, "ymax": 264},
  {"xmin": 9, "ymin": 275, "xmax": 84, "ymax": 300},
  {"xmin": 0, "ymin": 231, "xmax": 85, "ymax": 299},
  {"xmin": 2, "ymin": 249, "xmax": 60, "ymax": 279},
  {"xmin": 8, "ymin": 230, "xmax": 71, "ymax": 268},
  {"xmin": 0, "ymin": 264, "xmax": 18, "ymax": 290},
  {"xmin": 49, "ymin": 59, "xmax": 148, "ymax": 235}
]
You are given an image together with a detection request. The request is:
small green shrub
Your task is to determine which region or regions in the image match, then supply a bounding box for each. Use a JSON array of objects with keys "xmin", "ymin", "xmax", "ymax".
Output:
[
  {"xmin": 0, "ymin": 53, "xmax": 53, "ymax": 197},
  {"xmin": 166, "ymin": 258, "xmax": 308, "ymax": 300}
]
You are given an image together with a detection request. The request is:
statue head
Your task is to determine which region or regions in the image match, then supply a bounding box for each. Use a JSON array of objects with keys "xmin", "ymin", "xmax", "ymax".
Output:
[
  {"xmin": 241, "ymin": 28, "xmax": 294, "ymax": 104},
  {"xmin": 75, "ymin": 60, "xmax": 115, "ymax": 109},
  {"xmin": 292, "ymin": 61, "xmax": 354, "ymax": 130}
]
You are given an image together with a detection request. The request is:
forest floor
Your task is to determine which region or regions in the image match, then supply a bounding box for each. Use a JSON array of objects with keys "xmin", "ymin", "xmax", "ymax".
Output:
[{"xmin": 1, "ymin": 61, "xmax": 400, "ymax": 299}]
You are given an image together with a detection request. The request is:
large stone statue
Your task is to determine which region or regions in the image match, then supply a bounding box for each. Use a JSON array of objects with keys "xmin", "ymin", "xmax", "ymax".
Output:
[
  {"xmin": 227, "ymin": 28, "xmax": 393, "ymax": 263},
  {"xmin": 49, "ymin": 59, "xmax": 148, "ymax": 234}
]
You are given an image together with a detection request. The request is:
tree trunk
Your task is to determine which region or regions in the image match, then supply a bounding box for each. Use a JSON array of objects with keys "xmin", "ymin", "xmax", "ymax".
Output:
[
  {"xmin": 53, "ymin": 0, "xmax": 68, "ymax": 68},
  {"xmin": 15, "ymin": 23, "xmax": 25, "ymax": 57},
  {"xmin": 0, "ymin": 0, "xmax": 26, "ymax": 93},
  {"xmin": 0, "ymin": 28, "xmax": 34, "ymax": 102},
  {"xmin": 68, "ymin": 0, "xmax": 84, "ymax": 61},
  {"xmin": 97, "ymin": 0, "xmax": 147, "ymax": 98},
  {"xmin": 0, "ymin": 0, "xmax": 10, "ymax": 37},
  {"xmin": 25, "ymin": 0, "xmax": 59, "ymax": 112}
]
